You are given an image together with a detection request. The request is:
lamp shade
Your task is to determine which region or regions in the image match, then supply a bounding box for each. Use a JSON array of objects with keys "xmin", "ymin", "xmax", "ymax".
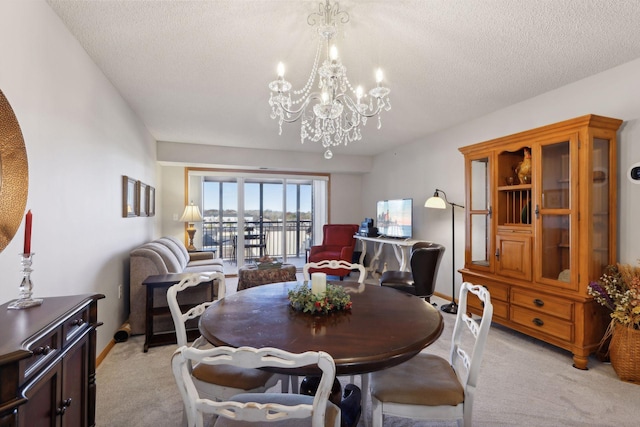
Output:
[
  {"xmin": 179, "ymin": 203, "xmax": 203, "ymax": 223},
  {"xmin": 425, "ymin": 195, "xmax": 446, "ymax": 209}
]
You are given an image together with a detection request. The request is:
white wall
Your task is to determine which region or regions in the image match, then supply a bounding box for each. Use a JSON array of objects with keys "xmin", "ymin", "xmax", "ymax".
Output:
[
  {"xmin": 364, "ymin": 58, "xmax": 640, "ymax": 299},
  {"xmin": 157, "ymin": 141, "xmax": 373, "ymax": 174},
  {"xmin": 159, "ymin": 165, "xmax": 188, "ymax": 245},
  {"xmin": 329, "ymin": 174, "xmax": 363, "ymax": 224},
  {"xmin": 0, "ymin": 1, "xmax": 156, "ymax": 353}
]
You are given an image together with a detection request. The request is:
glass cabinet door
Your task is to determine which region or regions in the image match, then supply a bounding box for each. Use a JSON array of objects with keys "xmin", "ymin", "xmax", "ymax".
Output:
[
  {"xmin": 590, "ymin": 137, "xmax": 611, "ymax": 282},
  {"xmin": 536, "ymin": 137, "xmax": 577, "ymax": 290},
  {"xmin": 467, "ymin": 156, "xmax": 492, "ymax": 270}
]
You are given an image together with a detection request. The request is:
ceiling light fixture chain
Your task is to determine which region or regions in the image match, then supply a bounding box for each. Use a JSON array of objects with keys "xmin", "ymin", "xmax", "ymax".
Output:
[{"xmin": 269, "ymin": 0, "xmax": 390, "ymax": 159}]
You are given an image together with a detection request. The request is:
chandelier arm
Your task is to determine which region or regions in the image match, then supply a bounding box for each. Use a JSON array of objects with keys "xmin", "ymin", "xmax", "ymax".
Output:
[
  {"xmin": 337, "ymin": 94, "xmax": 385, "ymax": 119},
  {"xmin": 272, "ymin": 93, "xmax": 323, "ymax": 123}
]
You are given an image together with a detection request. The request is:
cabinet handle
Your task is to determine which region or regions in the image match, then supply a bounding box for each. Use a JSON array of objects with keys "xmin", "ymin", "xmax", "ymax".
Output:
[
  {"xmin": 34, "ymin": 345, "xmax": 52, "ymax": 356},
  {"xmin": 56, "ymin": 398, "xmax": 72, "ymax": 416},
  {"xmin": 533, "ymin": 298, "xmax": 544, "ymax": 307},
  {"xmin": 532, "ymin": 318, "xmax": 544, "ymax": 327},
  {"xmin": 71, "ymin": 318, "xmax": 85, "ymax": 326},
  {"xmin": 495, "ymin": 249, "xmax": 500, "ymax": 260},
  {"xmin": 488, "ymin": 206, "xmax": 492, "ymax": 218},
  {"xmin": 535, "ymin": 204, "xmax": 540, "ymax": 219}
]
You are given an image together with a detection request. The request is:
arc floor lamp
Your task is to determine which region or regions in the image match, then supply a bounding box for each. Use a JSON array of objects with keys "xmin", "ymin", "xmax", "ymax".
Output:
[{"xmin": 425, "ymin": 189, "xmax": 465, "ymax": 314}]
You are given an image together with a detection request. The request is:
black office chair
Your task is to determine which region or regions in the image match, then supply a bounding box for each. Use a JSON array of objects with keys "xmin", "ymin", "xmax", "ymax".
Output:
[{"xmin": 379, "ymin": 242, "xmax": 445, "ymax": 303}]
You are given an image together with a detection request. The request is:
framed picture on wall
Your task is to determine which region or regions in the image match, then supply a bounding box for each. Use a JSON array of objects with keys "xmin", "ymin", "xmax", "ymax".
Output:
[
  {"xmin": 122, "ymin": 176, "xmax": 138, "ymax": 217},
  {"xmin": 136, "ymin": 181, "xmax": 148, "ymax": 216},
  {"xmin": 147, "ymin": 186, "xmax": 156, "ymax": 217}
]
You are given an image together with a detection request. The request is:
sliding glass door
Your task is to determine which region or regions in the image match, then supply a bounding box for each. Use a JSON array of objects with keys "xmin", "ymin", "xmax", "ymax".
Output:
[
  {"xmin": 193, "ymin": 170, "xmax": 325, "ymax": 271},
  {"xmin": 243, "ymin": 180, "xmax": 284, "ymax": 263}
]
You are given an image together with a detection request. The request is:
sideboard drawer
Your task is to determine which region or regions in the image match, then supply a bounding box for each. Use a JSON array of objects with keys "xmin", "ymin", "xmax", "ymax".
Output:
[
  {"xmin": 511, "ymin": 306, "xmax": 573, "ymax": 342},
  {"xmin": 63, "ymin": 306, "xmax": 90, "ymax": 345},
  {"xmin": 23, "ymin": 327, "xmax": 61, "ymax": 380},
  {"xmin": 511, "ymin": 289, "xmax": 574, "ymax": 321}
]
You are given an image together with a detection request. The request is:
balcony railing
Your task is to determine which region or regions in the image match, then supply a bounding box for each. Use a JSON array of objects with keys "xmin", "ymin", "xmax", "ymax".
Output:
[{"xmin": 201, "ymin": 220, "xmax": 312, "ymax": 262}]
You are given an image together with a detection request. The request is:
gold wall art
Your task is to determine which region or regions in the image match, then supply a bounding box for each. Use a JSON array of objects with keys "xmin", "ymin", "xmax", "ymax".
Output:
[{"xmin": 0, "ymin": 89, "xmax": 29, "ymax": 253}]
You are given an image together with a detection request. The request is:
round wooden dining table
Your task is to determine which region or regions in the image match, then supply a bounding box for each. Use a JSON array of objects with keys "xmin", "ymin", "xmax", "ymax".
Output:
[{"xmin": 199, "ymin": 281, "xmax": 444, "ymax": 376}]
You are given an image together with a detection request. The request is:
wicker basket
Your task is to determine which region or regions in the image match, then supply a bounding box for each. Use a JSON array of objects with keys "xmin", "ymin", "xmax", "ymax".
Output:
[{"xmin": 609, "ymin": 322, "xmax": 640, "ymax": 383}]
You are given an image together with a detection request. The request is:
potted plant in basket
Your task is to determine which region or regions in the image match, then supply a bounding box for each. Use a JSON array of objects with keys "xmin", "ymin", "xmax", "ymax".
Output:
[{"xmin": 588, "ymin": 261, "xmax": 640, "ymax": 383}]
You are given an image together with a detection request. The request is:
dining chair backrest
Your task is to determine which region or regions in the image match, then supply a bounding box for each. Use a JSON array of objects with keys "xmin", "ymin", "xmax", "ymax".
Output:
[
  {"xmin": 450, "ymin": 282, "xmax": 493, "ymax": 396},
  {"xmin": 303, "ymin": 260, "xmax": 366, "ymax": 283},
  {"xmin": 167, "ymin": 272, "xmax": 226, "ymax": 348},
  {"xmin": 369, "ymin": 281, "xmax": 493, "ymax": 427},
  {"xmin": 167, "ymin": 272, "xmax": 283, "ymax": 425},
  {"xmin": 409, "ymin": 242, "xmax": 445, "ymax": 298},
  {"xmin": 172, "ymin": 345, "xmax": 340, "ymax": 427}
]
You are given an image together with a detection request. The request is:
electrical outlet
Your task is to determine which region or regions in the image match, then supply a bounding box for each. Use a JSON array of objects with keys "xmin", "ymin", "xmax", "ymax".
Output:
[{"xmin": 118, "ymin": 284, "xmax": 123, "ymax": 299}]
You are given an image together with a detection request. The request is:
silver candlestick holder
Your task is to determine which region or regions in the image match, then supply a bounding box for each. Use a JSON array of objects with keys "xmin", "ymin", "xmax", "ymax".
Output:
[{"xmin": 8, "ymin": 253, "xmax": 43, "ymax": 310}]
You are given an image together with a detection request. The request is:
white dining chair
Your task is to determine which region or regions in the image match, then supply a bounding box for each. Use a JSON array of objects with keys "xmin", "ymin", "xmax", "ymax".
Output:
[
  {"xmin": 172, "ymin": 345, "xmax": 341, "ymax": 427},
  {"xmin": 303, "ymin": 260, "xmax": 366, "ymax": 284},
  {"xmin": 167, "ymin": 273, "xmax": 283, "ymax": 425},
  {"xmin": 302, "ymin": 260, "xmax": 368, "ymax": 407},
  {"xmin": 369, "ymin": 282, "xmax": 494, "ymax": 427}
]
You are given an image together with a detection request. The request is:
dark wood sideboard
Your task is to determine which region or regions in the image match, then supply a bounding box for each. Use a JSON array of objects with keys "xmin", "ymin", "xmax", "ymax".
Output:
[{"xmin": 0, "ymin": 294, "xmax": 103, "ymax": 427}]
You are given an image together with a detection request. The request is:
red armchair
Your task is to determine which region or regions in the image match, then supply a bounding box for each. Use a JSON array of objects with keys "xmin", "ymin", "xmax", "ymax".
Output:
[{"xmin": 308, "ymin": 224, "xmax": 360, "ymax": 279}]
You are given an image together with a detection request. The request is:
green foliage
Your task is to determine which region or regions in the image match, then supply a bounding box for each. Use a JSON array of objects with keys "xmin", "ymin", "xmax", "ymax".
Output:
[{"xmin": 288, "ymin": 283, "xmax": 352, "ymax": 315}]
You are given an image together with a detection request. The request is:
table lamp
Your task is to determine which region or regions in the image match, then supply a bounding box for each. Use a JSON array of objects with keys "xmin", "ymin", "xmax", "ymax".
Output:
[
  {"xmin": 425, "ymin": 189, "xmax": 465, "ymax": 314},
  {"xmin": 179, "ymin": 201, "xmax": 203, "ymax": 251}
]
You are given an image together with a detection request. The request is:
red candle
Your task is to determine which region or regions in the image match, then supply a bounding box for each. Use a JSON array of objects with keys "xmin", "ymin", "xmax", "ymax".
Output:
[{"xmin": 24, "ymin": 210, "xmax": 32, "ymax": 254}]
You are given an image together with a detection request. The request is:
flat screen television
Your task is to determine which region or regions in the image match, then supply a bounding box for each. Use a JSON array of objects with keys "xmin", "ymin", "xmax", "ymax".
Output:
[{"xmin": 376, "ymin": 198, "xmax": 413, "ymax": 239}]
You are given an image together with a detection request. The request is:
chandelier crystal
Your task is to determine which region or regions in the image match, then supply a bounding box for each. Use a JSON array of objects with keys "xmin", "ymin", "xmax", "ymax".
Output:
[{"xmin": 268, "ymin": 0, "xmax": 391, "ymax": 159}]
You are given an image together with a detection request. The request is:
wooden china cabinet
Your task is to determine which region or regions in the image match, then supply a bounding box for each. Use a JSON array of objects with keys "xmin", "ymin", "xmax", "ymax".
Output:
[{"xmin": 458, "ymin": 114, "xmax": 621, "ymax": 369}]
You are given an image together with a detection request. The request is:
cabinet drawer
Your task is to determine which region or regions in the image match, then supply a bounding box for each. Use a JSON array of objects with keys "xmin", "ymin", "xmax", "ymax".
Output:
[
  {"xmin": 510, "ymin": 306, "xmax": 573, "ymax": 342},
  {"xmin": 23, "ymin": 328, "xmax": 61, "ymax": 380},
  {"xmin": 511, "ymin": 289, "xmax": 573, "ymax": 321},
  {"xmin": 468, "ymin": 296, "xmax": 509, "ymax": 320},
  {"xmin": 462, "ymin": 279, "xmax": 509, "ymax": 301},
  {"xmin": 63, "ymin": 306, "xmax": 90, "ymax": 345}
]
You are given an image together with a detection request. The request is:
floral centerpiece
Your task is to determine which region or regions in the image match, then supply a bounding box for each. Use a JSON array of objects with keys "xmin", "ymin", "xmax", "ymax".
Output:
[
  {"xmin": 288, "ymin": 283, "xmax": 352, "ymax": 315},
  {"xmin": 588, "ymin": 262, "xmax": 640, "ymax": 382}
]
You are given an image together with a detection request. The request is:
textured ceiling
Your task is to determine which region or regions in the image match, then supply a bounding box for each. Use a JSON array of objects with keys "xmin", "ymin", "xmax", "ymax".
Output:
[{"xmin": 46, "ymin": 0, "xmax": 640, "ymax": 158}]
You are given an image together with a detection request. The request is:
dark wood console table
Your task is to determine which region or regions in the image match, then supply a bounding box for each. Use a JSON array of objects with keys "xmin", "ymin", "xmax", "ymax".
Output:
[
  {"xmin": 141, "ymin": 273, "xmax": 215, "ymax": 352},
  {"xmin": 0, "ymin": 294, "xmax": 103, "ymax": 427}
]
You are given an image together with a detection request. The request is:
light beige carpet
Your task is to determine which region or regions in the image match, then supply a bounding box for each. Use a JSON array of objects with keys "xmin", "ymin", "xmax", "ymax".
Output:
[{"xmin": 96, "ymin": 277, "xmax": 640, "ymax": 426}]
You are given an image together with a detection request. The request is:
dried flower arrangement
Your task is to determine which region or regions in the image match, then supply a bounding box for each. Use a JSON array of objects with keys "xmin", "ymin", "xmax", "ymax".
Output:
[
  {"xmin": 588, "ymin": 262, "xmax": 640, "ymax": 329},
  {"xmin": 588, "ymin": 261, "xmax": 640, "ymax": 382}
]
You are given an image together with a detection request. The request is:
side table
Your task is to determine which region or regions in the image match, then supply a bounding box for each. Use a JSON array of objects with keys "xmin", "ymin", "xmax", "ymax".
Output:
[
  {"xmin": 237, "ymin": 263, "xmax": 297, "ymax": 291},
  {"xmin": 141, "ymin": 272, "xmax": 216, "ymax": 352}
]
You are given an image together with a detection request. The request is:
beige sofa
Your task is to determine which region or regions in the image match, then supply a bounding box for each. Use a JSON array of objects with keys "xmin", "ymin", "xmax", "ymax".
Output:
[{"xmin": 128, "ymin": 236, "xmax": 224, "ymax": 335}]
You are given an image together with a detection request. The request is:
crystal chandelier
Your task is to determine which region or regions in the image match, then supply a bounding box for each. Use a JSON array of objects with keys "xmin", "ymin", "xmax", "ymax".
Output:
[{"xmin": 268, "ymin": 0, "xmax": 391, "ymax": 160}]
